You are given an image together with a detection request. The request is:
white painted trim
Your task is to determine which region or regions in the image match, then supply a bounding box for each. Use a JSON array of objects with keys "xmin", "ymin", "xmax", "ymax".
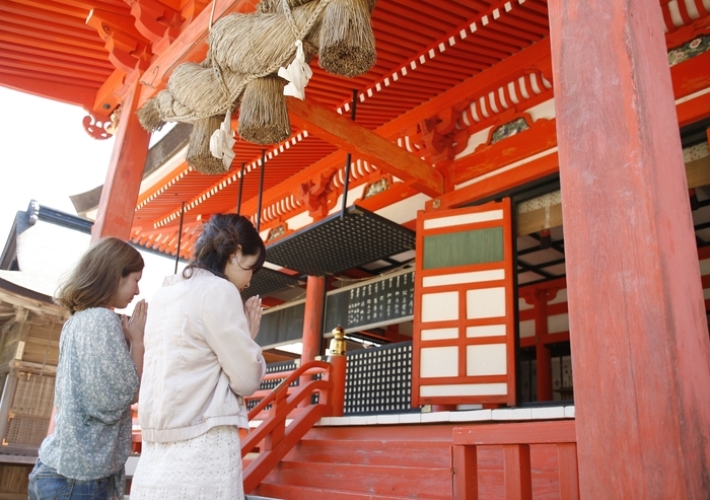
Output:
[
  {"xmin": 421, "ymin": 327, "xmax": 459, "ymax": 341},
  {"xmin": 423, "ymin": 209, "xmax": 503, "ymax": 229},
  {"xmin": 675, "ymin": 86, "xmax": 710, "ymax": 105},
  {"xmin": 420, "ymin": 383, "xmax": 508, "ymax": 397},
  {"xmin": 422, "ymin": 269, "xmax": 504, "ymax": 287},
  {"xmin": 466, "ymin": 324, "xmax": 506, "ymax": 338}
]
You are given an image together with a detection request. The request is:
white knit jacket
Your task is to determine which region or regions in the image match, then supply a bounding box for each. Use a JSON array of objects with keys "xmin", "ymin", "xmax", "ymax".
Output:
[{"xmin": 138, "ymin": 268, "xmax": 266, "ymax": 443}]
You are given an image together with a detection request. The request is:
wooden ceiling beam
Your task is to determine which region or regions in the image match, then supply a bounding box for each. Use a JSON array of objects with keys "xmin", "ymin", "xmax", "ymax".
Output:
[
  {"xmin": 287, "ymin": 97, "xmax": 444, "ymax": 197},
  {"xmin": 1, "ymin": 49, "xmax": 111, "ymax": 76},
  {"xmin": 0, "ymin": 23, "xmax": 105, "ymax": 51},
  {"xmin": 0, "ymin": 66, "xmax": 102, "ymax": 89},
  {"xmin": 0, "ymin": 2, "xmax": 87, "ymax": 26},
  {"xmin": 0, "ymin": 31, "xmax": 108, "ymax": 60},
  {"xmin": 1, "ymin": 11, "xmax": 102, "ymax": 43},
  {"xmin": 0, "ymin": 42, "xmax": 113, "ymax": 69},
  {"xmin": 8, "ymin": 0, "xmax": 87, "ymax": 18},
  {"xmin": 0, "ymin": 72, "xmax": 95, "ymax": 108},
  {"xmin": 60, "ymin": 0, "xmax": 127, "ymax": 16}
]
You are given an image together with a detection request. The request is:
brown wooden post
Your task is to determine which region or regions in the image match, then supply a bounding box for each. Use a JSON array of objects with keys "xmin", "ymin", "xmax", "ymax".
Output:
[
  {"xmin": 300, "ymin": 275, "xmax": 325, "ymax": 363},
  {"xmin": 91, "ymin": 76, "xmax": 150, "ymax": 242},
  {"xmin": 549, "ymin": 1, "xmax": 710, "ymax": 498}
]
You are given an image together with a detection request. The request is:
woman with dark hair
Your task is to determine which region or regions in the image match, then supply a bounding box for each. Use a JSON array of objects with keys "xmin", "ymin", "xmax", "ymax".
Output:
[
  {"xmin": 29, "ymin": 237, "xmax": 147, "ymax": 500},
  {"xmin": 130, "ymin": 214, "xmax": 267, "ymax": 500}
]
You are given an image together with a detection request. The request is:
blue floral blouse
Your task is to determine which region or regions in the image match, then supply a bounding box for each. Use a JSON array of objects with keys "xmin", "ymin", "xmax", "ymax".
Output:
[{"xmin": 39, "ymin": 307, "xmax": 139, "ymax": 498}]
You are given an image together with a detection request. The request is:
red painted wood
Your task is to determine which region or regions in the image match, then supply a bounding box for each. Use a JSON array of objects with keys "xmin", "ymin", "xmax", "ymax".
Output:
[
  {"xmin": 556, "ymin": 443, "xmax": 579, "ymax": 500},
  {"xmin": 256, "ymin": 482, "xmax": 425, "ymax": 500},
  {"xmin": 431, "ymin": 141, "xmax": 559, "ymax": 212},
  {"xmin": 256, "ymin": 422, "xmax": 567, "ymax": 499},
  {"xmin": 453, "ymin": 444, "xmax": 478, "ymax": 500},
  {"xmin": 327, "ymin": 354, "xmax": 346, "ymax": 417},
  {"xmin": 300, "ymin": 275, "xmax": 325, "ymax": 363},
  {"xmin": 549, "ymin": 1, "xmax": 710, "ymax": 498},
  {"xmin": 92, "ymin": 76, "xmax": 150, "ymax": 241},
  {"xmin": 453, "ymin": 420, "xmax": 577, "ymax": 446},
  {"xmin": 503, "ymin": 444, "xmax": 532, "ymax": 500},
  {"xmin": 285, "ymin": 438, "xmax": 453, "ymax": 469},
  {"xmin": 287, "ymin": 97, "xmax": 444, "ymax": 197},
  {"xmin": 261, "ymin": 458, "xmax": 453, "ymax": 499},
  {"xmin": 676, "ymin": 89, "xmax": 710, "ymax": 128},
  {"xmin": 413, "ymin": 199, "xmax": 516, "ymax": 407},
  {"xmin": 244, "ymin": 403, "xmax": 331, "ymax": 494}
]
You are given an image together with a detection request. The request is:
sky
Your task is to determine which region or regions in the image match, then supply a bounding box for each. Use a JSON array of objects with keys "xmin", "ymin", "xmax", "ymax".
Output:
[
  {"xmin": 0, "ymin": 86, "xmax": 115, "ymax": 241},
  {"xmin": 0, "ymin": 86, "xmax": 182, "ymax": 313}
]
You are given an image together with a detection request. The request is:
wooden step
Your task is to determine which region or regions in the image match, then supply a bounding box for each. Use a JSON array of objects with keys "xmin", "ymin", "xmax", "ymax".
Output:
[{"xmin": 251, "ymin": 422, "xmax": 565, "ymax": 499}]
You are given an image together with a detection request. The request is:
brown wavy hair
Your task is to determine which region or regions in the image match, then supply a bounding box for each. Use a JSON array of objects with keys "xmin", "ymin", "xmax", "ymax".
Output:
[{"xmin": 55, "ymin": 237, "xmax": 144, "ymax": 314}]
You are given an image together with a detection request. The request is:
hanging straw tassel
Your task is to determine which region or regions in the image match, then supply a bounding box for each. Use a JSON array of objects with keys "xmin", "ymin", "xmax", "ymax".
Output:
[
  {"xmin": 187, "ymin": 115, "xmax": 231, "ymax": 174},
  {"xmin": 136, "ymin": 98, "xmax": 166, "ymax": 132},
  {"xmin": 238, "ymin": 75, "xmax": 291, "ymax": 145},
  {"xmin": 319, "ymin": 0, "xmax": 377, "ymax": 78}
]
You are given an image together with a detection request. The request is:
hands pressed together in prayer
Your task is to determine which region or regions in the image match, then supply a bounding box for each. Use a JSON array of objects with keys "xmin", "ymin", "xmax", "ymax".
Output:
[
  {"xmin": 244, "ymin": 295, "xmax": 263, "ymax": 340},
  {"xmin": 122, "ymin": 299, "xmax": 148, "ymax": 348}
]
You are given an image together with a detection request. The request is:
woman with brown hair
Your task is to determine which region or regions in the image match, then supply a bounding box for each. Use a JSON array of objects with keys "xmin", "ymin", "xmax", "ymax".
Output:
[
  {"xmin": 130, "ymin": 214, "xmax": 267, "ymax": 500},
  {"xmin": 29, "ymin": 237, "xmax": 147, "ymax": 500}
]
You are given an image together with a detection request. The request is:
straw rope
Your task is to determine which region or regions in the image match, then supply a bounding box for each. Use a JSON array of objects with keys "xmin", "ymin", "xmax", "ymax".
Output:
[
  {"xmin": 156, "ymin": 0, "xmax": 329, "ymax": 124},
  {"xmin": 137, "ymin": 0, "xmax": 377, "ymax": 156}
]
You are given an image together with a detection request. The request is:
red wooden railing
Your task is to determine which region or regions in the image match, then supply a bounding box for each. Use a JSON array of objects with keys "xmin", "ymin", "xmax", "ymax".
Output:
[
  {"xmin": 241, "ymin": 356, "xmax": 346, "ymax": 493},
  {"xmin": 452, "ymin": 420, "xmax": 579, "ymax": 500}
]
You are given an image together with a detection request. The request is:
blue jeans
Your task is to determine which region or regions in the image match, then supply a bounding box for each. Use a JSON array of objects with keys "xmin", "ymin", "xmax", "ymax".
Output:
[{"xmin": 28, "ymin": 460, "xmax": 110, "ymax": 500}]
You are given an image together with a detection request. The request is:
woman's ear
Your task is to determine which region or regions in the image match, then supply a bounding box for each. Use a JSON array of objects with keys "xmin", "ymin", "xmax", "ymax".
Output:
[{"xmin": 230, "ymin": 246, "xmax": 243, "ymax": 264}]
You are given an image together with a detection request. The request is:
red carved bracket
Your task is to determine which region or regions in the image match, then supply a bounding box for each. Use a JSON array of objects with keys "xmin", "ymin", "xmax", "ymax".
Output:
[
  {"xmin": 298, "ymin": 174, "xmax": 337, "ymax": 219},
  {"xmin": 125, "ymin": 0, "xmax": 184, "ymax": 53},
  {"xmin": 87, "ymin": 9, "xmax": 153, "ymax": 74},
  {"xmin": 82, "ymin": 113, "xmax": 113, "ymax": 140}
]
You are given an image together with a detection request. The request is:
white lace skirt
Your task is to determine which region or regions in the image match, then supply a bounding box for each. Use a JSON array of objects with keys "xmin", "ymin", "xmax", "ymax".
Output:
[{"xmin": 129, "ymin": 426, "xmax": 243, "ymax": 500}]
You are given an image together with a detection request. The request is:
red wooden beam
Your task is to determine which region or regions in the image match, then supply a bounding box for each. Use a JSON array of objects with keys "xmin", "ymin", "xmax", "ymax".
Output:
[
  {"xmin": 549, "ymin": 0, "xmax": 710, "ymax": 498},
  {"xmin": 453, "ymin": 420, "xmax": 577, "ymax": 445},
  {"xmin": 92, "ymin": 74, "xmax": 151, "ymax": 241},
  {"xmin": 287, "ymin": 97, "xmax": 444, "ymax": 197}
]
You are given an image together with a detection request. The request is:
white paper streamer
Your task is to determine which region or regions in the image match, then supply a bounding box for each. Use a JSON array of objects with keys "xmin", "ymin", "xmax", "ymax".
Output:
[
  {"xmin": 278, "ymin": 40, "xmax": 313, "ymax": 100},
  {"xmin": 209, "ymin": 111, "xmax": 236, "ymax": 171}
]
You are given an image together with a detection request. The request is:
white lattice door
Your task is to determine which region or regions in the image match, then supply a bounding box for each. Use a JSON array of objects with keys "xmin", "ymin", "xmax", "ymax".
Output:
[{"xmin": 412, "ymin": 199, "xmax": 516, "ymax": 407}]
